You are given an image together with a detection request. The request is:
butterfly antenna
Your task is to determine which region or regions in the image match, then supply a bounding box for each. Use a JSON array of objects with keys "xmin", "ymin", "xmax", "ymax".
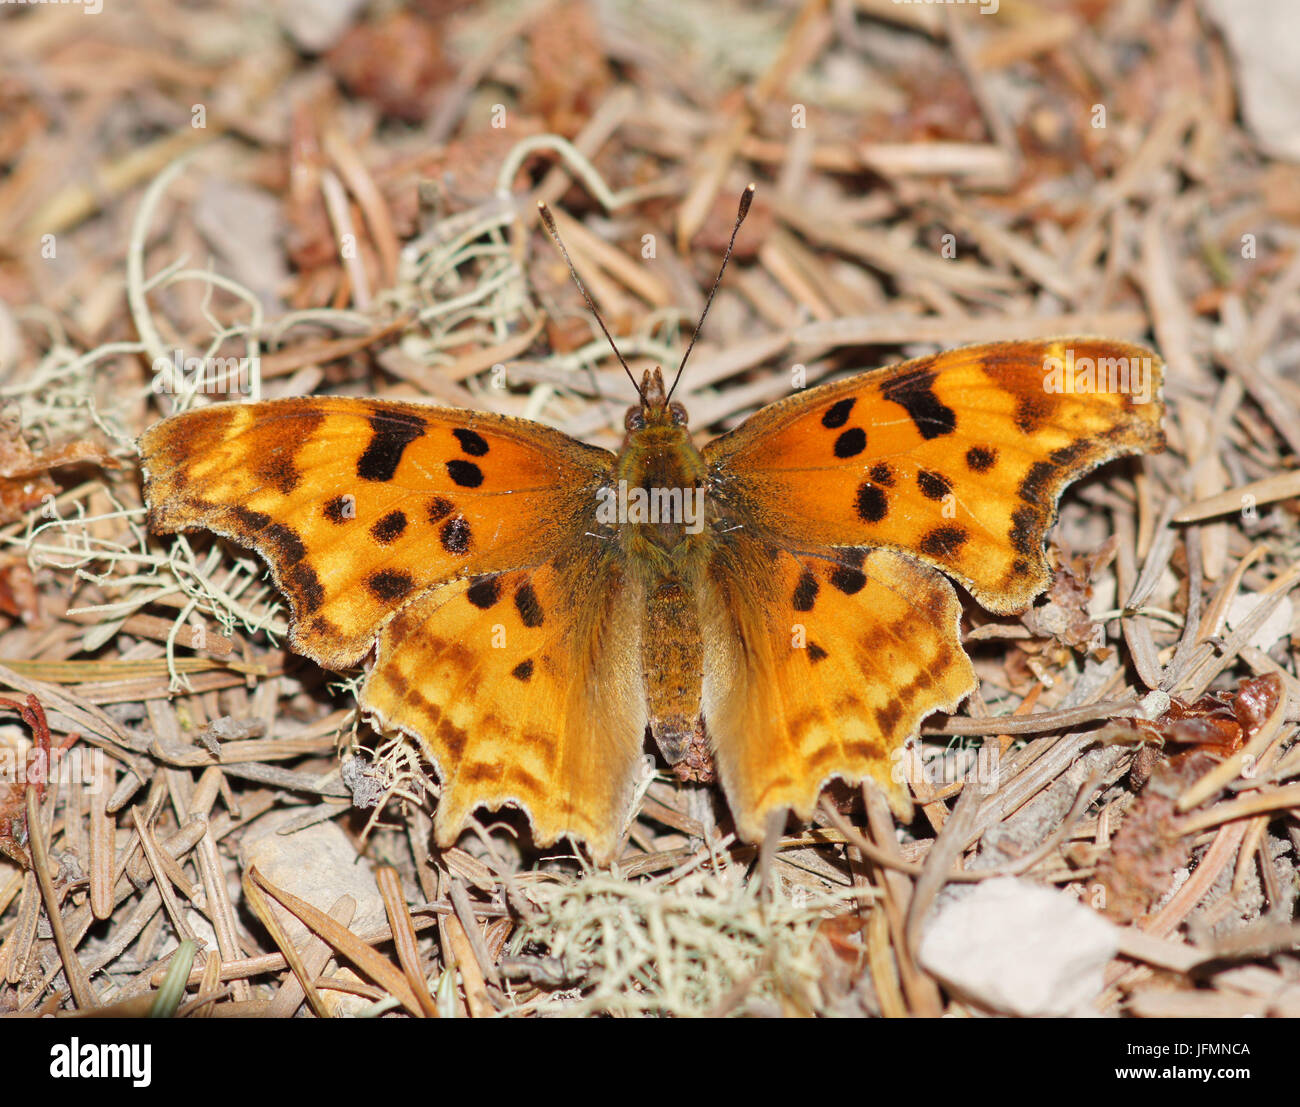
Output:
[
  {"xmin": 536, "ymin": 201, "xmax": 642, "ymax": 399},
  {"xmin": 665, "ymin": 183, "xmax": 755, "ymax": 405}
]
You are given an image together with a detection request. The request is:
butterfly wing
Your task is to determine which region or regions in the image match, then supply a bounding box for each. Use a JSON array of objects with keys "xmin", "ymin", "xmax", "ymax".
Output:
[
  {"xmin": 699, "ymin": 541, "xmax": 974, "ymax": 839},
  {"xmin": 704, "ymin": 339, "xmax": 1164, "ymax": 615},
  {"xmin": 363, "ymin": 546, "xmax": 647, "ymax": 861},
  {"xmin": 700, "ymin": 338, "xmax": 1164, "ymax": 837},
  {"xmin": 142, "ymin": 397, "xmax": 648, "ymax": 858},
  {"xmin": 141, "ymin": 396, "xmax": 614, "ymax": 667}
]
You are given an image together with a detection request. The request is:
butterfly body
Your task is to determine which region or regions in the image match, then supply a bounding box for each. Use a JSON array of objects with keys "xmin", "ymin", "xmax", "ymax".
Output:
[
  {"xmin": 140, "ymin": 338, "xmax": 1165, "ymax": 861},
  {"xmin": 601, "ymin": 368, "xmax": 711, "ymax": 766}
]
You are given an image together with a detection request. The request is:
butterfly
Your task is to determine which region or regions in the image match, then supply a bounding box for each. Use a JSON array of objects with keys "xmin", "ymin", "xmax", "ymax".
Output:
[{"xmin": 139, "ymin": 194, "xmax": 1165, "ymax": 864}]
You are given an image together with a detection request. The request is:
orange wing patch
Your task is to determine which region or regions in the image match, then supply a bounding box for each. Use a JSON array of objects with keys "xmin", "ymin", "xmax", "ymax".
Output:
[
  {"xmin": 362, "ymin": 545, "xmax": 647, "ymax": 861},
  {"xmin": 705, "ymin": 339, "xmax": 1164, "ymax": 614},
  {"xmin": 140, "ymin": 397, "xmax": 614, "ymax": 668},
  {"xmin": 700, "ymin": 541, "xmax": 975, "ymax": 840}
]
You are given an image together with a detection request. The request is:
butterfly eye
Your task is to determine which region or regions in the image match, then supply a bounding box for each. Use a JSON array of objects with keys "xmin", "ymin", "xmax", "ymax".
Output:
[
  {"xmin": 625, "ymin": 408, "xmax": 646, "ymax": 431},
  {"xmin": 669, "ymin": 402, "xmax": 689, "ymax": 427}
]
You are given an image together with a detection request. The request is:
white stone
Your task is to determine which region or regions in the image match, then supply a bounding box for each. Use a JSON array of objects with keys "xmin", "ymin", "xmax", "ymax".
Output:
[
  {"xmin": 270, "ymin": 0, "xmax": 368, "ymax": 53},
  {"xmin": 1137, "ymin": 689, "xmax": 1172, "ymax": 720},
  {"xmin": 919, "ymin": 877, "xmax": 1118, "ymax": 1016},
  {"xmin": 1226, "ymin": 593, "xmax": 1293, "ymax": 652},
  {"xmin": 239, "ymin": 808, "xmax": 386, "ymax": 948},
  {"xmin": 1201, "ymin": 0, "xmax": 1300, "ymax": 162}
]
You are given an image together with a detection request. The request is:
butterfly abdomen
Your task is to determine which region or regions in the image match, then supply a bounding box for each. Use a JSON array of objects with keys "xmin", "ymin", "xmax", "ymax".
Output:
[
  {"xmin": 641, "ymin": 579, "xmax": 704, "ymax": 765},
  {"xmin": 606, "ymin": 411, "xmax": 722, "ymax": 766}
]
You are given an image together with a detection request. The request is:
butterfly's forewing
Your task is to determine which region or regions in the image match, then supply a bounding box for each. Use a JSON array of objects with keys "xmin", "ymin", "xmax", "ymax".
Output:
[
  {"xmin": 704, "ymin": 339, "xmax": 1165, "ymax": 615},
  {"xmin": 141, "ymin": 397, "xmax": 614, "ymax": 667},
  {"xmin": 699, "ymin": 542, "xmax": 974, "ymax": 838},
  {"xmin": 700, "ymin": 339, "xmax": 1164, "ymax": 837},
  {"xmin": 142, "ymin": 396, "xmax": 650, "ymax": 858}
]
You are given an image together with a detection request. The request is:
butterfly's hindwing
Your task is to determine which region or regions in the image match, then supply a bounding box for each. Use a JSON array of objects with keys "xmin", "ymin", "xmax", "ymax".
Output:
[{"xmin": 699, "ymin": 540, "xmax": 975, "ymax": 838}]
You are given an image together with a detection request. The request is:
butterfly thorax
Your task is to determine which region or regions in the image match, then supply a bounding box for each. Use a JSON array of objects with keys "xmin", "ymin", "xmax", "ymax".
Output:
[{"xmin": 612, "ymin": 369, "xmax": 711, "ymax": 573}]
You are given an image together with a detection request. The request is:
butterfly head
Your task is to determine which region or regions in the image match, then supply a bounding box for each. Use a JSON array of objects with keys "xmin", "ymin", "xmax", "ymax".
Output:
[{"xmin": 625, "ymin": 367, "xmax": 689, "ymax": 436}]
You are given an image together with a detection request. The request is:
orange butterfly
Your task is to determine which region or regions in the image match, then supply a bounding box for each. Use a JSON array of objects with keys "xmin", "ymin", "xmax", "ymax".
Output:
[{"xmin": 140, "ymin": 193, "xmax": 1165, "ymax": 863}]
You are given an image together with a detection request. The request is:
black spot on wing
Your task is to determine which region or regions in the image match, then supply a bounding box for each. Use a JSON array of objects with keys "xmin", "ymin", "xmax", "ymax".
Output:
[
  {"xmin": 370, "ymin": 510, "xmax": 407, "ymax": 545},
  {"xmin": 855, "ymin": 482, "xmax": 888, "ymax": 523},
  {"xmin": 830, "ymin": 565, "xmax": 866, "ymax": 594},
  {"xmin": 252, "ymin": 410, "xmax": 323, "ymax": 495},
  {"xmin": 304, "ymin": 614, "xmax": 344, "ymax": 646},
  {"xmin": 1014, "ymin": 394, "xmax": 1052, "ymax": 434},
  {"xmin": 511, "ymin": 659, "xmax": 534, "ymax": 682},
  {"xmin": 1018, "ymin": 461, "xmax": 1056, "ymax": 507},
  {"xmin": 916, "ymin": 470, "xmax": 951, "ymax": 501},
  {"xmin": 368, "ymin": 570, "xmax": 414, "ymax": 603},
  {"xmin": 440, "ymin": 516, "xmax": 471, "ymax": 554},
  {"xmin": 466, "ymin": 577, "xmax": 501, "ymax": 609},
  {"xmin": 427, "ymin": 497, "xmax": 454, "ymax": 523},
  {"xmin": 357, "ymin": 410, "xmax": 426, "ymax": 482},
  {"xmin": 966, "ymin": 446, "xmax": 997, "ymax": 472},
  {"xmin": 255, "ymin": 453, "xmax": 303, "ymax": 496},
  {"xmin": 446, "ymin": 459, "xmax": 484, "ymax": 488},
  {"xmin": 869, "ymin": 462, "xmax": 895, "ymax": 487},
  {"xmin": 324, "ymin": 496, "xmax": 354, "ymax": 524},
  {"xmin": 453, "ymin": 428, "xmax": 489, "ymax": 457},
  {"xmin": 515, "ymin": 581, "xmax": 544, "ymax": 628},
  {"xmin": 881, "ymin": 368, "xmax": 956, "ymax": 439},
  {"xmin": 263, "ymin": 522, "xmax": 307, "ymax": 566},
  {"xmin": 230, "ymin": 506, "xmax": 273, "ymax": 533},
  {"xmin": 821, "ymin": 398, "xmax": 856, "ymax": 428},
  {"xmin": 918, "ymin": 525, "xmax": 969, "ymax": 559},
  {"xmin": 833, "ymin": 427, "xmax": 867, "ymax": 458},
  {"xmin": 792, "ymin": 571, "xmax": 819, "ymax": 612},
  {"xmin": 1009, "ymin": 506, "xmax": 1041, "ymax": 556},
  {"xmin": 286, "ymin": 562, "xmax": 325, "ymax": 614},
  {"xmin": 807, "ymin": 642, "xmax": 828, "ymax": 663},
  {"xmin": 1049, "ymin": 442, "xmax": 1091, "ymax": 468}
]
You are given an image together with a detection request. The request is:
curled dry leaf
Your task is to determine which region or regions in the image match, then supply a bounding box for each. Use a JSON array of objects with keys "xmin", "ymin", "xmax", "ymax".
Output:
[
  {"xmin": 1118, "ymin": 671, "xmax": 1282, "ymax": 754},
  {"xmin": 1096, "ymin": 673, "xmax": 1284, "ymax": 922},
  {"xmin": 1034, "ymin": 538, "xmax": 1119, "ymax": 656},
  {"xmin": 0, "ymin": 408, "xmax": 121, "ymax": 526},
  {"xmin": 0, "ymin": 560, "xmax": 39, "ymax": 623},
  {"xmin": 0, "ymin": 694, "xmax": 73, "ymax": 867}
]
